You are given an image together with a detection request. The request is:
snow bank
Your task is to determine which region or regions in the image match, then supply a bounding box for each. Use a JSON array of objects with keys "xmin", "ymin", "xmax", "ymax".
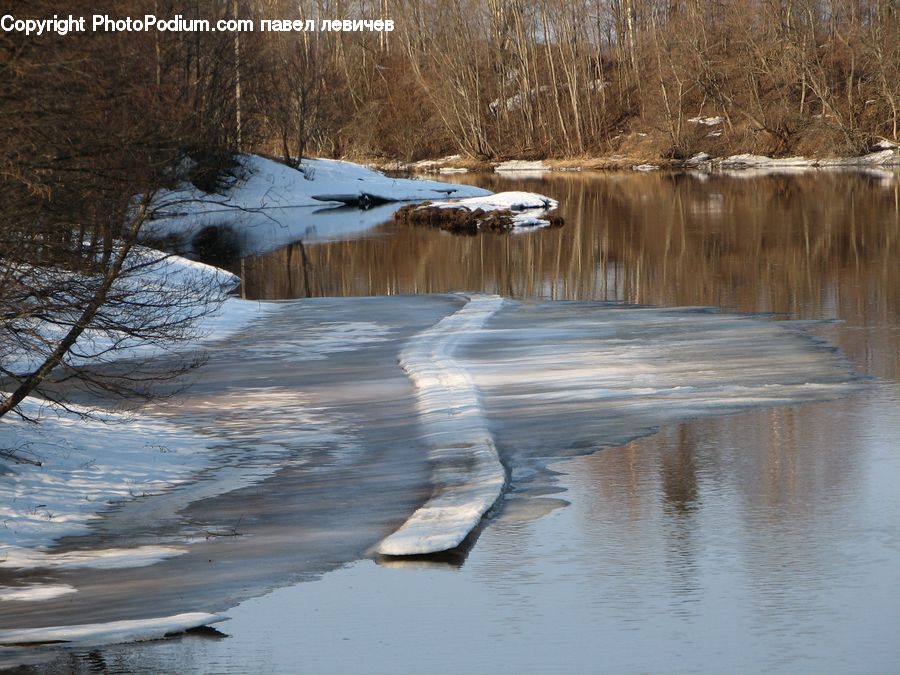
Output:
[
  {"xmin": 144, "ymin": 154, "xmax": 491, "ymax": 256},
  {"xmin": 720, "ymin": 154, "xmax": 817, "ymax": 168},
  {"xmin": 0, "ymin": 384, "xmax": 352, "ymax": 572},
  {"xmin": 688, "ymin": 116, "xmax": 724, "ymax": 126},
  {"xmin": 117, "ymin": 247, "xmax": 269, "ymax": 348},
  {"xmin": 129, "ymin": 246, "xmax": 239, "ymax": 290},
  {"xmin": 409, "ymin": 155, "xmax": 463, "ymax": 171},
  {"xmin": 0, "ymin": 612, "xmax": 228, "ymax": 647},
  {"xmin": 873, "ymin": 138, "xmax": 899, "ymax": 150},
  {"xmin": 3, "ymin": 246, "xmax": 269, "ymax": 376},
  {"xmin": 494, "ymin": 160, "xmax": 549, "ymax": 178},
  {"xmin": 0, "ymin": 395, "xmax": 214, "ymax": 555},
  {"xmin": 424, "ymin": 191, "xmax": 560, "ymax": 232},
  {"xmin": 376, "ymin": 295, "xmax": 506, "ymax": 556},
  {"xmin": 720, "ymin": 149, "xmax": 899, "ymax": 168},
  {"xmin": 0, "ymin": 546, "xmax": 186, "ymax": 571},
  {"xmin": 816, "ymin": 149, "xmax": 900, "ymax": 165},
  {"xmin": 431, "ymin": 191, "xmax": 557, "ymax": 211}
]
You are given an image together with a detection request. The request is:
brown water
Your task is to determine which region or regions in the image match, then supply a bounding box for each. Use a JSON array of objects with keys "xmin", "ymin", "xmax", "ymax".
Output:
[
  {"xmin": 241, "ymin": 169, "xmax": 899, "ymax": 374},
  {"xmin": 247, "ymin": 173, "xmax": 887, "ymax": 299},
  {"xmin": 16, "ymin": 169, "xmax": 900, "ymax": 673}
]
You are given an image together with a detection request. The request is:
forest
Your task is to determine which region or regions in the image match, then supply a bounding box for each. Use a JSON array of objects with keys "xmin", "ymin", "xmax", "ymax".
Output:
[{"xmin": 6, "ymin": 1, "xmax": 899, "ymax": 175}]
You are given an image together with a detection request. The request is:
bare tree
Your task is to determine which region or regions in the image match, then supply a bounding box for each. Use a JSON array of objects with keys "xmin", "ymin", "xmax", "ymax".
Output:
[{"xmin": 0, "ymin": 0, "xmax": 240, "ymax": 420}]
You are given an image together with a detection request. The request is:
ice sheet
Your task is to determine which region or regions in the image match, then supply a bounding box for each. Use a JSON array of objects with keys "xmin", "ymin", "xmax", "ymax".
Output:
[
  {"xmin": 376, "ymin": 295, "xmax": 506, "ymax": 556},
  {"xmin": 0, "ymin": 612, "xmax": 227, "ymax": 647}
]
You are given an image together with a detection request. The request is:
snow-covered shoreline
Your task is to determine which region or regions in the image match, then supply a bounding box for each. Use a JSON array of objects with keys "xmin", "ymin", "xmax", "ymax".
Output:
[
  {"xmin": 0, "ymin": 151, "xmax": 873, "ymax": 658},
  {"xmin": 0, "ymin": 612, "xmax": 229, "ymax": 648},
  {"xmin": 144, "ymin": 154, "xmax": 493, "ymax": 258},
  {"xmin": 1, "ymin": 248, "xmax": 275, "ymax": 566},
  {"xmin": 373, "ymin": 143, "xmax": 900, "ymax": 176}
]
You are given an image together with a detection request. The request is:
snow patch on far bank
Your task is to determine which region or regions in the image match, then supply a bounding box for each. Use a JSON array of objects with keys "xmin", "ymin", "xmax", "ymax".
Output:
[
  {"xmin": 720, "ymin": 149, "xmax": 899, "ymax": 169},
  {"xmin": 494, "ymin": 160, "xmax": 549, "ymax": 179}
]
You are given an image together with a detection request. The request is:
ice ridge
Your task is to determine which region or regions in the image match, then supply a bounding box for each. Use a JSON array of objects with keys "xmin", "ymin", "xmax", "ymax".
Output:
[{"xmin": 376, "ymin": 294, "xmax": 506, "ymax": 556}]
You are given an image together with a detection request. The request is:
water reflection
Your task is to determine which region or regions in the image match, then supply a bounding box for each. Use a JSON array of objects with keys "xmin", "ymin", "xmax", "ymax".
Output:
[{"xmin": 237, "ymin": 170, "xmax": 900, "ymax": 379}]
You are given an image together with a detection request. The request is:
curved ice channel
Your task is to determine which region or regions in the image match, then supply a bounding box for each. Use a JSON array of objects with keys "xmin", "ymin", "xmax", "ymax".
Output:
[{"xmin": 376, "ymin": 295, "xmax": 506, "ymax": 556}]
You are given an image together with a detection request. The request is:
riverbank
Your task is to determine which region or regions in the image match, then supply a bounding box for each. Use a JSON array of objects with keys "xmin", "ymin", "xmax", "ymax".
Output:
[
  {"xmin": 369, "ymin": 138, "xmax": 900, "ymax": 175},
  {"xmin": 1, "ymin": 155, "xmax": 499, "ymax": 568}
]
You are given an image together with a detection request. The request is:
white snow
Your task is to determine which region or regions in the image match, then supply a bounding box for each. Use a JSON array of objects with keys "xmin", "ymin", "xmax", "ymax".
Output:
[
  {"xmin": 494, "ymin": 160, "xmax": 549, "ymax": 177},
  {"xmin": 721, "ymin": 154, "xmax": 817, "ymax": 168},
  {"xmin": 0, "ymin": 584, "xmax": 76, "ymax": 603},
  {"xmin": 431, "ymin": 192, "xmax": 557, "ymax": 212},
  {"xmin": 409, "ymin": 155, "xmax": 462, "ymax": 171},
  {"xmin": 0, "ymin": 545, "xmax": 185, "ymax": 571},
  {"xmin": 423, "ymin": 191, "xmax": 560, "ymax": 231},
  {"xmin": 131, "ymin": 246, "xmax": 239, "ymax": 289},
  {"xmin": 144, "ymin": 154, "xmax": 491, "ymax": 257},
  {"xmin": 0, "ymin": 384, "xmax": 353, "ymax": 572},
  {"xmin": 632, "ymin": 164, "xmax": 660, "ymax": 172},
  {"xmin": 0, "ymin": 612, "xmax": 228, "ymax": 647},
  {"xmin": 720, "ymin": 150, "xmax": 899, "ymax": 169},
  {"xmin": 815, "ymin": 149, "xmax": 899, "ymax": 165},
  {"xmin": 376, "ymin": 295, "xmax": 506, "ymax": 556},
  {"xmin": 116, "ymin": 247, "xmax": 273, "ymax": 347},
  {"xmin": 872, "ymin": 138, "xmax": 899, "ymax": 150},
  {"xmin": 688, "ymin": 116, "xmax": 724, "ymax": 126},
  {"xmin": 0, "ymin": 396, "xmax": 214, "ymax": 556}
]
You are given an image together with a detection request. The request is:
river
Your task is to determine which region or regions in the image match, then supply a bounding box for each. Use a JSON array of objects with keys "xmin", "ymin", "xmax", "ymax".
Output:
[{"xmin": 7, "ymin": 169, "xmax": 900, "ymax": 673}]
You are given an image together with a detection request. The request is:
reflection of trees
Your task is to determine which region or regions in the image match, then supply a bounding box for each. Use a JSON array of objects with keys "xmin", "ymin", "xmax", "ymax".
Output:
[
  {"xmin": 573, "ymin": 396, "xmax": 868, "ymax": 624},
  {"xmin": 660, "ymin": 425, "xmax": 699, "ymax": 515},
  {"xmin": 240, "ymin": 172, "xmax": 899, "ymax": 377}
]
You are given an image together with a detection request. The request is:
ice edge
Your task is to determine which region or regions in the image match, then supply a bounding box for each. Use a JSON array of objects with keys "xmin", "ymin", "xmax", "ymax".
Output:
[
  {"xmin": 376, "ymin": 294, "xmax": 506, "ymax": 556},
  {"xmin": 0, "ymin": 612, "xmax": 228, "ymax": 647}
]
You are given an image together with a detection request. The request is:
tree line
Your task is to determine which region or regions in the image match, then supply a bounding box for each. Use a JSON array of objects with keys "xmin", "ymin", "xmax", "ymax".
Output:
[{"xmin": 228, "ymin": 0, "xmax": 899, "ymax": 161}]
